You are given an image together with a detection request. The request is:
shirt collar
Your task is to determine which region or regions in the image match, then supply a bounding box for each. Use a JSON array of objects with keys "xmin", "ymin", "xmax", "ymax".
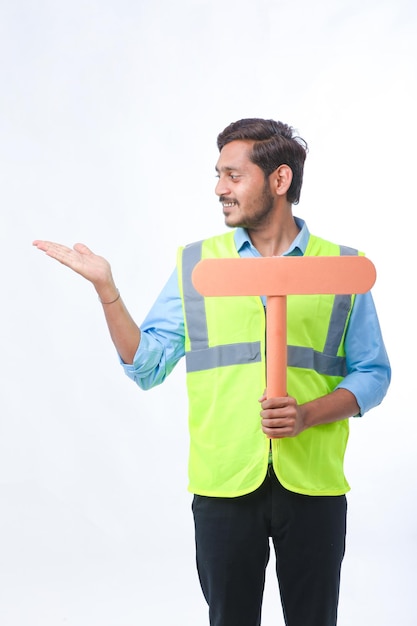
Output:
[{"xmin": 234, "ymin": 217, "xmax": 310, "ymax": 257}]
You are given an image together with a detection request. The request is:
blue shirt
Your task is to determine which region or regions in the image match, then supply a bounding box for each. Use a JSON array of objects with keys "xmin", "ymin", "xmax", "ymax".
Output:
[{"xmin": 122, "ymin": 219, "xmax": 391, "ymax": 416}]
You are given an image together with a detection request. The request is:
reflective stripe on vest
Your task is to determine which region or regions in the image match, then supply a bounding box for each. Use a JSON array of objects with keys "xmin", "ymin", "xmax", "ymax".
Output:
[{"xmin": 182, "ymin": 241, "xmax": 357, "ymax": 378}]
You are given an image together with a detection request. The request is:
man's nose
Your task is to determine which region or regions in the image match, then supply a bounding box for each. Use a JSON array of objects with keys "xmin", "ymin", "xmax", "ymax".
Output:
[{"xmin": 215, "ymin": 176, "xmax": 230, "ymax": 197}]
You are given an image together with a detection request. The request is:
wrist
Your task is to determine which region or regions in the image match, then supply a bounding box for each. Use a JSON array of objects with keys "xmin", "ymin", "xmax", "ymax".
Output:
[
  {"xmin": 98, "ymin": 289, "xmax": 120, "ymax": 305},
  {"xmin": 95, "ymin": 280, "xmax": 119, "ymax": 305}
]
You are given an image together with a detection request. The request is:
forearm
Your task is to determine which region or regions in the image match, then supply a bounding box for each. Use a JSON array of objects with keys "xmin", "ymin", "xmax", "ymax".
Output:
[
  {"xmin": 260, "ymin": 387, "xmax": 360, "ymax": 438},
  {"xmin": 95, "ymin": 283, "xmax": 140, "ymax": 365},
  {"xmin": 300, "ymin": 388, "xmax": 360, "ymax": 429}
]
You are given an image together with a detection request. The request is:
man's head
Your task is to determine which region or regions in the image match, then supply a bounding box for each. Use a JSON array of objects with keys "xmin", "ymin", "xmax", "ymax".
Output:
[{"xmin": 217, "ymin": 118, "xmax": 307, "ymax": 205}]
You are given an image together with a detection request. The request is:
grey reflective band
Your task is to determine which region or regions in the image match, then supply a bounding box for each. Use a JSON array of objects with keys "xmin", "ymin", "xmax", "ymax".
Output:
[
  {"xmin": 182, "ymin": 241, "xmax": 208, "ymax": 350},
  {"xmin": 287, "ymin": 345, "xmax": 347, "ymax": 377},
  {"xmin": 186, "ymin": 341, "xmax": 262, "ymax": 373},
  {"xmin": 339, "ymin": 245, "xmax": 358, "ymax": 256},
  {"xmin": 323, "ymin": 295, "xmax": 352, "ymax": 356},
  {"xmin": 182, "ymin": 242, "xmax": 262, "ymax": 372},
  {"xmin": 323, "ymin": 246, "xmax": 357, "ymax": 356},
  {"xmin": 181, "ymin": 242, "xmax": 357, "ymax": 377}
]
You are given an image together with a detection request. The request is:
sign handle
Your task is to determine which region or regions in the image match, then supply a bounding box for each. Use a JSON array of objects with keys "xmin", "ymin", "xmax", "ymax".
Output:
[{"xmin": 266, "ymin": 295, "xmax": 287, "ymax": 398}]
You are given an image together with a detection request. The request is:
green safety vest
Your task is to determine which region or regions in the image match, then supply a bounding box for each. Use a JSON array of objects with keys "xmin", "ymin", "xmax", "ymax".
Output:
[{"xmin": 177, "ymin": 230, "xmax": 360, "ymax": 497}]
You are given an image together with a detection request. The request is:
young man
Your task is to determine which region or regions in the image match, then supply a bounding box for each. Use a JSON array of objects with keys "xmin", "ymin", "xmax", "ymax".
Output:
[{"xmin": 33, "ymin": 118, "xmax": 391, "ymax": 626}]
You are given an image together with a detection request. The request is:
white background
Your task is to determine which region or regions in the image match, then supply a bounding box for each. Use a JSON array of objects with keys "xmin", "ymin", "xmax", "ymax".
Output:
[{"xmin": 0, "ymin": 0, "xmax": 415, "ymax": 624}]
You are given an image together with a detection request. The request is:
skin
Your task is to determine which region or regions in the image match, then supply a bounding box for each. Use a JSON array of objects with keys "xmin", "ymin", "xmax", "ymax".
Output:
[
  {"xmin": 31, "ymin": 241, "xmax": 141, "ymax": 365},
  {"xmin": 215, "ymin": 140, "xmax": 299, "ymax": 257},
  {"xmin": 33, "ymin": 139, "xmax": 360, "ymax": 439}
]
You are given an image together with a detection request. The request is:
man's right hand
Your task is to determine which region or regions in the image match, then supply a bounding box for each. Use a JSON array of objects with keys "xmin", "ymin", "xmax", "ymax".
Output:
[
  {"xmin": 32, "ymin": 240, "xmax": 118, "ymax": 303},
  {"xmin": 33, "ymin": 240, "xmax": 141, "ymax": 363}
]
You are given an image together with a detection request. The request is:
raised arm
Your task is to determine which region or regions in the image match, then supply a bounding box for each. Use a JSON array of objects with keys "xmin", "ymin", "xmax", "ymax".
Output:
[{"xmin": 33, "ymin": 240, "xmax": 140, "ymax": 364}]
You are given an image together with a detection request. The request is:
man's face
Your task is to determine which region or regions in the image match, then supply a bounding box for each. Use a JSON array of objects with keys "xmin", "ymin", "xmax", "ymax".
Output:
[{"xmin": 215, "ymin": 140, "xmax": 275, "ymax": 230}]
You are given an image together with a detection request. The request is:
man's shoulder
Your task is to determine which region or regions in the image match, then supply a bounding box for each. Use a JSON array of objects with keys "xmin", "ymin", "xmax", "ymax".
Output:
[
  {"xmin": 307, "ymin": 233, "xmax": 363, "ymax": 256},
  {"xmin": 183, "ymin": 230, "xmax": 235, "ymax": 250}
]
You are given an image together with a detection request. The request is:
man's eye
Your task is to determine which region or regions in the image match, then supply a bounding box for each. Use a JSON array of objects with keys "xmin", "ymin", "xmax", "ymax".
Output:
[{"xmin": 230, "ymin": 174, "xmax": 238, "ymax": 180}]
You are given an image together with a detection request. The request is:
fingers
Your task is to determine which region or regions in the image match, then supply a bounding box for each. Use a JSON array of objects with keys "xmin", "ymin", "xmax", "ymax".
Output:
[
  {"xmin": 33, "ymin": 239, "xmax": 57, "ymax": 252},
  {"xmin": 259, "ymin": 395, "xmax": 291, "ymax": 410},
  {"xmin": 33, "ymin": 240, "xmax": 96, "ymax": 279},
  {"xmin": 33, "ymin": 240, "xmax": 72, "ymax": 254},
  {"xmin": 33, "ymin": 239, "xmax": 112, "ymax": 286},
  {"xmin": 260, "ymin": 398, "xmax": 296, "ymax": 421},
  {"xmin": 260, "ymin": 395, "xmax": 300, "ymax": 438},
  {"xmin": 33, "ymin": 240, "xmax": 77, "ymax": 264},
  {"xmin": 261, "ymin": 412, "xmax": 298, "ymax": 438},
  {"xmin": 73, "ymin": 242, "xmax": 93, "ymax": 255},
  {"xmin": 33, "ymin": 240, "xmax": 92, "ymax": 262},
  {"xmin": 33, "ymin": 240, "xmax": 88, "ymax": 254},
  {"xmin": 262, "ymin": 423, "xmax": 294, "ymax": 439}
]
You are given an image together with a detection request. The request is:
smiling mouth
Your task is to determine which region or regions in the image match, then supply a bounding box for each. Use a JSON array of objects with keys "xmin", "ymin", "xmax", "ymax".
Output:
[{"xmin": 220, "ymin": 199, "xmax": 238, "ymax": 209}]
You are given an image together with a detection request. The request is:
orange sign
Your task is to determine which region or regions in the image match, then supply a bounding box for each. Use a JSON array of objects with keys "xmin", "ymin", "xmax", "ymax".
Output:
[{"xmin": 192, "ymin": 256, "xmax": 376, "ymax": 397}]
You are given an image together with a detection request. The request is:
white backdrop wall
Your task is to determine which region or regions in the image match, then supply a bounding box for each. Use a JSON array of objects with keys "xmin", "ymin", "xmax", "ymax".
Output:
[{"xmin": 0, "ymin": 0, "xmax": 415, "ymax": 624}]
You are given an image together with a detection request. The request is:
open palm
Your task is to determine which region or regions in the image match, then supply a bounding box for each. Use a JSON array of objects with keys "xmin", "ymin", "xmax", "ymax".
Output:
[{"xmin": 33, "ymin": 241, "xmax": 112, "ymax": 288}]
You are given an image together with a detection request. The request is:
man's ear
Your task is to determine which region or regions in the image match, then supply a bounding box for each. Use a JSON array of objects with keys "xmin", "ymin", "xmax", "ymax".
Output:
[{"xmin": 271, "ymin": 164, "xmax": 293, "ymax": 197}]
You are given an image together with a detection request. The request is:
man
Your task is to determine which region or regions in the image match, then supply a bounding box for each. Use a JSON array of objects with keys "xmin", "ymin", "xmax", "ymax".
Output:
[{"xmin": 33, "ymin": 118, "xmax": 391, "ymax": 626}]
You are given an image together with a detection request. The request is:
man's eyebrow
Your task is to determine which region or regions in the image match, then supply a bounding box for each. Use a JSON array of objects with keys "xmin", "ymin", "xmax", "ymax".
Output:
[{"xmin": 215, "ymin": 165, "xmax": 237, "ymax": 173}]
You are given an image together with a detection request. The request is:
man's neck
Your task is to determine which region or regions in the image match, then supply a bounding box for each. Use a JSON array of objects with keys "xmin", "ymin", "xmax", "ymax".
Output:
[{"xmin": 247, "ymin": 212, "xmax": 300, "ymax": 257}]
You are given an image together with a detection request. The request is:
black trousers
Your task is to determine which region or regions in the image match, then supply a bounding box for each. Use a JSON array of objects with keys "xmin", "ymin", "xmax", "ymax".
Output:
[{"xmin": 192, "ymin": 466, "xmax": 347, "ymax": 626}]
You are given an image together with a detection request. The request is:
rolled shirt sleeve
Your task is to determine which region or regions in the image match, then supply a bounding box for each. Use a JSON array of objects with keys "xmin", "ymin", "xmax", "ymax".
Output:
[
  {"xmin": 120, "ymin": 269, "xmax": 185, "ymax": 390},
  {"xmin": 336, "ymin": 291, "xmax": 391, "ymax": 416}
]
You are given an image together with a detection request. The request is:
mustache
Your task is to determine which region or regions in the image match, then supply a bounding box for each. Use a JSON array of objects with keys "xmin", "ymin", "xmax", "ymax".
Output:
[{"xmin": 219, "ymin": 196, "xmax": 238, "ymax": 204}]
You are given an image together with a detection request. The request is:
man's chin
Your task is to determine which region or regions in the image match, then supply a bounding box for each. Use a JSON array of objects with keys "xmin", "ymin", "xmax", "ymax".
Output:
[{"xmin": 224, "ymin": 216, "xmax": 241, "ymax": 229}]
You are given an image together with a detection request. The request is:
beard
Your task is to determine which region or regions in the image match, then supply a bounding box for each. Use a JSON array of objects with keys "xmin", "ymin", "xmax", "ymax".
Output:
[{"xmin": 224, "ymin": 179, "xmax": 275, "ymax": 230}]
